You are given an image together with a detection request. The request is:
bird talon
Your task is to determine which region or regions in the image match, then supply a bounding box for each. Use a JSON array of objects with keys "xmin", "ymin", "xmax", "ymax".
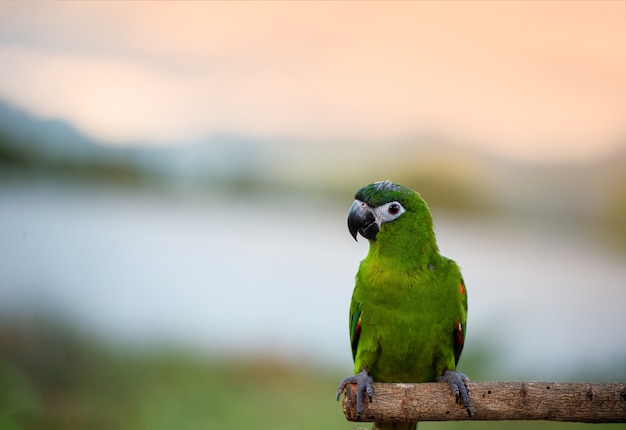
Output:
[
  {"xmin": 440, "ymin": 369, "xmax": 472, "ymax": 417},
  {"xmin": 336, "ymin": 370, "xmax": 374, "ymax": 416}
]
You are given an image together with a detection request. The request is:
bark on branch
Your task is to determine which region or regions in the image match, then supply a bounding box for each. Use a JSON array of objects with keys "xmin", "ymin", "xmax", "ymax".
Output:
[{"xmin": 341, "ymin": 381, "xmax": 626, "ymax": 423}]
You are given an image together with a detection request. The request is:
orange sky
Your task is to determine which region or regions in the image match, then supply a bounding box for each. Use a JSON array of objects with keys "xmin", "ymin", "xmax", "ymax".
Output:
[{"xmin": 0, "ymin": 1, "xmax": 625, "ymax": 162}]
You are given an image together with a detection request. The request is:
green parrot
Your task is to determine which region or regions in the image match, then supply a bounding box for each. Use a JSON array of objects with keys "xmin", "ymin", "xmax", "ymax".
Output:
[{"xmin": 336, "ymin": 181, "xmax": 471, "ymax": 429}]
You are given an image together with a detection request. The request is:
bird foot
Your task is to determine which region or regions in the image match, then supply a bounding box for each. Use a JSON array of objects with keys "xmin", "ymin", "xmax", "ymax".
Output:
[
  {"xmin": 336, "ymin": 369, "xmax": 374, "ymax": 417},
  {"xmin": 439, "ymin": 369, "xmax": 472, "ymax": 417}
]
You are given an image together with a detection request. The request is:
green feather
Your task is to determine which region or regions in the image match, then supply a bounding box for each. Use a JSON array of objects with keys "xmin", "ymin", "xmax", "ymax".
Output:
[{"xmin": 349, "ymin": 302, "xmax": 362, "ymax": 361}]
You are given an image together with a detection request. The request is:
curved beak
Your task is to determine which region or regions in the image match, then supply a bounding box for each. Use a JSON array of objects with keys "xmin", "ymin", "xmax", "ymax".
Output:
[{"xmin": 347, "ymin": 200, "xmax": 379, "ymax": 241}]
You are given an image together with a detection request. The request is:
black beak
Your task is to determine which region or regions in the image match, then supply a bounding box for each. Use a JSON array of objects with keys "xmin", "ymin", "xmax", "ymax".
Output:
[{"xmin": 347, "ymin": 200, "xmax": 379, "ymax": 241}]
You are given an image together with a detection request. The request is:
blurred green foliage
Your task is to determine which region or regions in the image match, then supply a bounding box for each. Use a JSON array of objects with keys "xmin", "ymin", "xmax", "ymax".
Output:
[
  {"xmin": 0, "ymin": 319, "xmax": 348, "ymax": 429},
  {"xmin": 0, "ymin": 320, "xmax": 622, "ymax": 430}
]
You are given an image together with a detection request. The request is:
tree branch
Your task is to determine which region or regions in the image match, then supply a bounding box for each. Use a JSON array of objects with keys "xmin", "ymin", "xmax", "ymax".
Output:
[{"xmin": 341, "ymin": 381, "xmax": 626, "ymax": 423}]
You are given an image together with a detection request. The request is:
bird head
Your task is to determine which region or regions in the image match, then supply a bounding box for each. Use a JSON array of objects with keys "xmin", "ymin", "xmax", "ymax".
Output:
[{"xmin": 348, "ymin": 181, "xmax": 434, "ymax": 245}]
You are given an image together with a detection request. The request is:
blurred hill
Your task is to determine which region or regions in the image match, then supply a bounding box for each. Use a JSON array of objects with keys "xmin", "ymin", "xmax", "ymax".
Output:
[{"xmin": 1, "ymin": 99, "xmax": 625, "ymax": 250}]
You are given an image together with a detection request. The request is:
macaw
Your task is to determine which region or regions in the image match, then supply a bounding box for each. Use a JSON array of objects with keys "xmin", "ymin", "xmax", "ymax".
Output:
[{"xmin": 336, "ymin": 181, "xmax": 471, "ymax": 429}]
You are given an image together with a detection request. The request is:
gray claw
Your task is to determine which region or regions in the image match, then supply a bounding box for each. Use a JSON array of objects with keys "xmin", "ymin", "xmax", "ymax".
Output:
[
  {"xmin": 439, "ymin": 369, "xmax": 472, "ymax": 417},
  {"xmin": 336, "ymin": 369, "xmax": 374, "ymax": 417}
]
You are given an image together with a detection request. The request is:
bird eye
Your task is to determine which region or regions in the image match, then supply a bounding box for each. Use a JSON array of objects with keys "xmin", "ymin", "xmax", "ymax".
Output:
[{"xmin": 388, "ymin": 203, "xmax": 401, "ymax": 215}]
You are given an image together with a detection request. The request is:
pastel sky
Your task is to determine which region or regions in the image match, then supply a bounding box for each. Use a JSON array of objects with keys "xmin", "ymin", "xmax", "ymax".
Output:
[{"xmin": 0, "ymin": 1, "xmax": 624, "ymax": 162}]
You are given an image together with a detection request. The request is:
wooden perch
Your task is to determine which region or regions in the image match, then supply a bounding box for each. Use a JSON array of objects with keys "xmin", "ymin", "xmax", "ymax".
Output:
[{"xmin": 341, "ymin": 381, "xmax": 626, "ymax": 423}]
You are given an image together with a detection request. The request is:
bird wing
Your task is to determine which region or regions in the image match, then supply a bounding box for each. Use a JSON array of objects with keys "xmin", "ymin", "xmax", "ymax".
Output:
[
  {"xmin": 454, "ymin": 277, "xmax": 468, "ymax": 366},
  {"xmin": 349, "ymin": 301, "xmax": 362, "ymax": 361}
]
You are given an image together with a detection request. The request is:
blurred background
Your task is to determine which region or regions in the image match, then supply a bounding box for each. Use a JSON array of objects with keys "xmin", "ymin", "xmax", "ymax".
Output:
[{"xmin": 0, "ymin": 2, "xmax": 625, "ymax": 429}]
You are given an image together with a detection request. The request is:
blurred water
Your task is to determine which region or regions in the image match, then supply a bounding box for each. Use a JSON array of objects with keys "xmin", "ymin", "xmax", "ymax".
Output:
[{"xmin": 1, "ymin": 182, "xmax": 624, "ymax": 380}]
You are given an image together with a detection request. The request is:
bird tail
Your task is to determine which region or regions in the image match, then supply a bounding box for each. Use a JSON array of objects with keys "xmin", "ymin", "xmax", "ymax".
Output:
[{"xmin": 374, "ymin": 422, "xmax": 417, "ymax": 430}]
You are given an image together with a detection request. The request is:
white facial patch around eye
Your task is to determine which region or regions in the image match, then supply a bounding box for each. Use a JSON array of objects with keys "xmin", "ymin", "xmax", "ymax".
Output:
[{"xmin": 374, "ymin": 201, "xmax": 405, "ymax": 224}]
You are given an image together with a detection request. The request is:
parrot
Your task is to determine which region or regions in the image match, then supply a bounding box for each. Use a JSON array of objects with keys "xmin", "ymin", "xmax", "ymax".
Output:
[{"xmin": 336, "ymin": 180, "xmax": 471, "ymax": 430}]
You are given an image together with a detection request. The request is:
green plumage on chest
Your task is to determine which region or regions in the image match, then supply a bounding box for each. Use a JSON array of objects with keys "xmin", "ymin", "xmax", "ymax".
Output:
[{"xmin": 351, "ymin": 256, "xmax": 466, "ymax": 383}]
